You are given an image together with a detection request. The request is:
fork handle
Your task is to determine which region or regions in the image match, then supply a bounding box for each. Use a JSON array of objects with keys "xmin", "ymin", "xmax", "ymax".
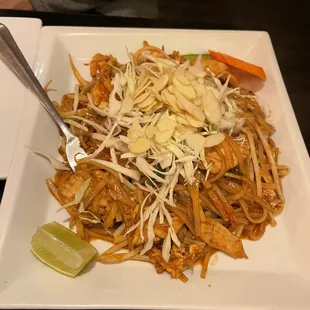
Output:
[{"xmin": 0, "ymin": 23, "xmax": 73, "ymax": 139}]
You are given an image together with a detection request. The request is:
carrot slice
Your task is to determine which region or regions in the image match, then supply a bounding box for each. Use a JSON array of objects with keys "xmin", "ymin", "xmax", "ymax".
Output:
[{"xmin": 209, "ymin": 50, "xmax": 266, "ymax": 80}]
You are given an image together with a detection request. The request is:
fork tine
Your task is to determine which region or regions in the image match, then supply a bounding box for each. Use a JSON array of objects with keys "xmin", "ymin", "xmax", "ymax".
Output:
[{"xmin": 66, "ymin": 136, "xmax": 88, "ymax": 171}]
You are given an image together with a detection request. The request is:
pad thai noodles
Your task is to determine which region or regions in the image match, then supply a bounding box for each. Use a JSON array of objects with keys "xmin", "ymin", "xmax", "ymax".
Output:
[{"xmin": 45, "ymin": 41, "xmax": 289, "ymax": 282}]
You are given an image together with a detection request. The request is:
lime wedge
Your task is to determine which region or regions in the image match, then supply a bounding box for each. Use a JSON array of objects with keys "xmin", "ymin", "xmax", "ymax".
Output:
[{"xmin": 31, "ymin": 221, "xmax": 97, "ymax": 277}]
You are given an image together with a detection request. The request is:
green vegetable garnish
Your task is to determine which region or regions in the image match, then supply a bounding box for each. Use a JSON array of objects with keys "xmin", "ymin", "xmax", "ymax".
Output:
[
  {"xmin": 182, "ymin": 54, "xmax": 211, "ymax": 61},
  {"xmin": 229, "ymin": 168, "xmax": 243, "ymax": 176}
]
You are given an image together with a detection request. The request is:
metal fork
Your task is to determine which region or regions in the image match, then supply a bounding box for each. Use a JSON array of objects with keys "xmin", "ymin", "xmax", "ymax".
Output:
[{"xmin": 0, "ymin": 23, "xmax": 87, "ymax": 171}]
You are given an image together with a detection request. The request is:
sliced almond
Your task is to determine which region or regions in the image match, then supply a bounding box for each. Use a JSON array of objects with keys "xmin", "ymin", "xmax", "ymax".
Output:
[
  {"xmin": 198, "ymin": 77, "xmax": 204, "ymax": 85},
  {"xmin": 169, "ymin": 100, "xmax": 182, "ymax": 113},
  {"xmin": 168, "ymin": 113, "xmax": 177, "ymax": 122},
  {"xmin": 148, "ymin": 87, "xmax": 162, "ymax": 101},
  {"xmin": 120, "ymin": 96, "xmax": 134, "ymax": 114},
  {"xmin": 176, "ymin": 123, "xmax": 196, "ymax": 134},
  {"xmin": 160, "ymin": 110, "xmax": 170, "ymax": 120},
  {"xmin": 185, "ymin": 71, "xmax": 196, "ymax": 81},
  {"xmin": 191, "ymin": 80, "xmax": 199, "ymax": 87},
  {"xmin": 205, "ymin": 133, "xmax": 225, "ymax": 148},
  {"xmin": 176, "ymin": 113, "xmax": 189, "ymax": 125},
  {"xmin": 166, "ymin": 70, "xmax": 174, "ymax": 86},
  {"xmin": 128, "ymin": 137, "xmax": 151, "ymax": 154},
  {"xmin": 173, "ymin": 77, "xmax": 196, "ymax": 100},
  {"xmin": 173, "ymin": 65, "xmax": 186, "ymax": 77},
  {"xmin": 193, "ymin": 97, "xmax": 202, "ymax": 107},
  {"xmin": 157, "ymin": 118, "xmax": 177, "ymax": 132},
  {"xmin": 155, "ymin": 129, "xmax": 174, "ymax": 145},
  {"xmin": 175, "ymin": 94, "xmax": 186, "ymax": 111},
  {"xmin": 146, "ymin": 126, "xmax": 157, "ymax": 138},
  {"xmin": 173, "ymin": 62, "xmax": 190, "ymax": 80},
  {"xmin": 150, "ymin": 112, "xmax": 161, "ymax": 127},
  {"xmin": 168, "ymin": 85, "xmax": 175, "ymax": 94},
  {"xmin": 174, "ymin": 90, "xmax": 204, "ymax": 122},
  {"xmin": 141, "ymin": 100, "xmax": 158, "ymax": 112},
  {"xmin": 220, "ymin": 102, "xmax": 226, "ymax": 114},
  {"xmin": 202, "ymin": 90, "xmax": 222, "ymax": 124},
  {"xmin": 186, "ymin": 133, "xmax": 206, "ymax": 155},
  {"xmin": 161, "ymin": 89, "xmax": 182, "ymax": 113},
  {"xmin": 150, "ymin": 101, "xmax": 164, "ymax": 112},
  {"xmin": 137, "ymin": 95, "xmax": 156, "ymax": 109},
  {"xmin": 161, "ymin": 97, "xmax": 175, "ymax": 112},
  {"xmin": 127, "ymin": 119, "xmax": 142, "ymax": 140},
  {"xmin": 134, "ymin": 92, "xmax": 150, "ymax": 105},
  {"xmin": 153, "ymin": 74, "xmax": 169, "ymax": 92},
  {"xmin": 176, "ymin": 75, "xmax": 191, "ymax": 86},
  {"xmin": 133, "ymin": 79, "xmax": 152, "ymax": 99},
  {"xmin": 193, "ymin": 84, "xmax": 206, "ymax": 97},
  {"xmin": 205, "ymin": 86, "xmax": 220, "ymax": 100},
  {"xmin": 185, "ymin": 113, "xmax": 205, "ymax": 128},
  {"xmin": 137, "ymin": 69, "xmax": 147, "ymax": 86},
  {"xmin": 188, "ymin": 65, "xmax": 206, "ymax": 78}
]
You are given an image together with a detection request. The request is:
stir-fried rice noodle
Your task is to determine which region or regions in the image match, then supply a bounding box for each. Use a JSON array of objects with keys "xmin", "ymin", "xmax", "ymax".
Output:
[{"xmin": 47, "ymin": 42, "xmax": 289, "ymax": 282}]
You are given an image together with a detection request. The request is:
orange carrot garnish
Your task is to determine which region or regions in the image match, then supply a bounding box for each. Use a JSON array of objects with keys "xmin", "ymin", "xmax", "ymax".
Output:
[{"xmin": 209, "ymin": 50, "xmax": 267, "ymax": 80}]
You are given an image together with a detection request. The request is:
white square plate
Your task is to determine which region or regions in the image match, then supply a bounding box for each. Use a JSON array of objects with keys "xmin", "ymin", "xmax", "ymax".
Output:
[
  {"xmin": 0, "ymin": 17, "xmax": 42, "ymax": 179},
  {"xmin": 0, "ymin": 27, "xmax": 310, "ymax": 309}
]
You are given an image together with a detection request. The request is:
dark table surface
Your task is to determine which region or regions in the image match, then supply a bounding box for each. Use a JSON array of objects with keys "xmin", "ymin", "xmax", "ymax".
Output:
[{"xmin": 0, "ymin": 2, "xmax": 309, "ymax": 200}]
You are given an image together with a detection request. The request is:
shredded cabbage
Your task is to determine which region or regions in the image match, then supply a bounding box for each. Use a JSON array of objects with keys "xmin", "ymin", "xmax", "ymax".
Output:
[
  {"xmin": 64, "ymin": 119, "xmax": 88, "ymax": 132},
  {"xmin": 162, "ymin": 228, "xmax": 172, "ymax": 263},
  {"xmin": 79, "ymin": 202, "xmax": 101, "ymax": 224},
  {"xmin": 87, "ymin": 93, "xmax": 108, "ymax": 117},
  {"xmin": 57, "ymin": 178, "xmax": 91, "ymax": 212},
  {"xmin": 135, "ymin": 157, "xmax": 168, "ymax": 184},
  {"xmin": 73, "ymin": 84, "xmax": 80, "ymax": 112},
  {"xmin": 32, "ymin": 150, "xmax": 70, "ymax": 171},
  {"xmin": 140, "ymin": 206, "xmax": 159, "ymax": 255},
  {"xmin": 68, "ymin": 116, "xmax": 108, "ymax": 134},
  {"xmin": 90, "ymin": 159, "xmax": 141, "ymax": 181}
]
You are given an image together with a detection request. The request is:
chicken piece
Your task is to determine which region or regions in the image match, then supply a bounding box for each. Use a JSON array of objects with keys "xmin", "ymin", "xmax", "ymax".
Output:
[
  {"xmin": 200, "ymin": 217, "xmax": 247, "ymax": 259},
  {"xmin": 91, "ymin": 169, "xmax": 108, "ymax": 181},
  {"xmin": 60, "ymin": 94, "xmax": 74, "ymax": 112},
  {"xmin": 217, "ymin": 71, "xmax": 239, "ymax": 87},
  {"xmin": 170, "ymin": 243, "xmax": 205, "ymax": 268},
  {"xmin": 191, "ymin": 59, "xmax": 238, "ymax": 87},
  {"xmin": 205, "ymin": 151, "xmax": 222, "ymax": 174},
  {"xmin": 206, "ymin": 187, "xmax": 234, "ymax": 222},
  {"xmin": 89, "ymin": 53, "xmax": 115, "ymax": 78},
  {"xmin": 206, "ymin": 144, "xmax": 238, "ymax": 174},
  {"xmin": 90, "ymin": 80, "xmax": 110, "ymax": 106},
  {"xmin": 134, "ymin": 41, "xmax": 171, "ymax": 66},
  {"xmin": 58, "ymin": 173, "xmax": 86, "ymax": 204},
  {"xmin": 147, "ymin": 246, "xmax": 184, "ymax": 279},
  {"xmin": 154, "ymin": 216, "xmax": 184, "ymax": 239},
  {"xmin": 148, "ymin": 243, "xmax": 205, "ymax": 280},
  {"xmin": 133, "ymin": 216, "xmax": 184, "ymax": 245},
  {"xmin": 90, "ymin": 66, "xmax": 114, "ymax": 106},
  {"xmin": 87, "ymin": 191, "xmax": 109, "ymax": 219},
  {"xmin": 190, "ymin": 59, "xmax": 228, "ymax": 76},
  {"xmin": 169, "ymin": 50, "xmax": 186, "ymax": 63},
  {"xmin": 89, "ymin": 54, "xmax": 116, "ymax": 105}
]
